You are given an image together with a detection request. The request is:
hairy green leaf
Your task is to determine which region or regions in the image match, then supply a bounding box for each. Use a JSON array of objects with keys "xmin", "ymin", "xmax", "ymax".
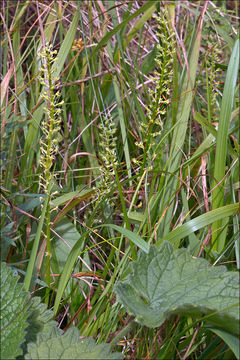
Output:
[
  {"xmin": 115, "ymin": 242, "xmax": 239, "ymax": 334},
  {"xmin": 25, "ymin": 327, "xmax": 123, "ymax": 359},
  {"xmin": 20, "ymin": 297, "xmax": 58, "ymax": 357},
  {"xmin": 0, "ymin": 263, "xmax": 122, "ymax": 359},
  {"xmin": 0, "ymin": 263, "xmax": 30, "ymax": 359}
]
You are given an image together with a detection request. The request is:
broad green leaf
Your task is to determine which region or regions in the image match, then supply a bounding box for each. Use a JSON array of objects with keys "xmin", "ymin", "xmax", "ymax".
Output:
[
  {"xmin": 115, "ymin": 242, "xmax": 239, "ymax": 334},
  {"xmin": 25, "ymin": 327, "xmax": 123, "ymax": 359},
  {"xmin": 3, "ymin": 131, "xmax": 17, "ymax": 191},
  {"xmin": 206, "ymin": 326, "xmax": 240, "ymax": 359},
  {"xmin": 194, "ymin": 112, "xmax": 237, "ymax": 159},
  {"xmin": 140, "ymin": 44, "xmax": 158, "ymax": 75},
  {"xmin": 0, "ymin": 263, "xmax": 122, "ymax": 360},
  {"xmin": 0, "ymin": 263, "xmax": 30, "ymax": 359},
  {"xmin": 51, "ymin": 217, "xmax": 82, "ymax": 273},
  {"xmin": 127, "ymin": 211, "xmax": 144, "ymax": 223},
  {"xmin": 19, "ymin": 103, "xmax": 45, "ymax": 184},
  {"xmin": 51, "ymin": 188, "xmax": 93, "ymax": 208},
  {"xmin": 21, "ymin": 297, "xmax": 58, "ymax": 357},
  {"xmin": 101, "ymin": 224, "xmax": 150, "ymax": 254},
  {"xmin": 24, "ymin": 193, "xmax": 49, "ymax": 291}
]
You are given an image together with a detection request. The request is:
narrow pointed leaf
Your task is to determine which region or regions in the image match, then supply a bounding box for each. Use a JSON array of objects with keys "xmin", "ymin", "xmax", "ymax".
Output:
[
  {"xmin": 157, "ymin": 203, "xmax": 239, "ymax": 245},
  {"xmin": 206, "ymin": 326, "xmax": 240, "ymax": 359},
  {"xmin": 91, "ymin": 1, "xmax": 157, "ymax": 59},
  {"xmin": 102, "ymin": 224, "xmax": 150, "ymax": 253},
  {"xmin": 212, "ymin": 36, "xmax": 239, "ymax": 251}
]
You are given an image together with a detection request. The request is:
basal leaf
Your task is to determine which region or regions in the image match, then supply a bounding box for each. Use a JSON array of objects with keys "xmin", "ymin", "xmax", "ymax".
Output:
[
  {"xmin": 0, "ymin": 263, "xmax": 30, "ymax": 359},
  {"xmin": 0, "ymin": 263, "xmax": 122, "ymax": 359},
  {"xmin": 20, "ymin": 297, "xmax": 58, "ymax": 358},
  {"xmin": 25, "ymin": 327, "xmax": 123, "ymax": 359},
  {"xmin": 115, "ymin": 242, "xmax": 239, "ymax": 334}
]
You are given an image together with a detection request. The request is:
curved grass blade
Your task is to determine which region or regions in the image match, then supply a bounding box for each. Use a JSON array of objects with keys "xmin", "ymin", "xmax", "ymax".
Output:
[
  {"xmin": 206, "ymin": 326, "xmax": 240, "ymax": 359},
  {"xmin": 101, "ymin": 224, "xmax": 150, "ymax": 254},
  {"xmin": 157, "ymin": 203, "xmax": 239, "ymax": 246}
]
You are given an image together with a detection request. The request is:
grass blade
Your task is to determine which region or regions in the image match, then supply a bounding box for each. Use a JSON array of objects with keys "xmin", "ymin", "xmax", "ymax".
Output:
[
  {"xmin": 53, "ymin": 233, "xmax": 87, "ymax": 315},
  {"xmin": 160, "ymin": 5, "xmax": 207, "ymax": 235},
  {"xmin": 206, "ymin": 327, "xmax": 240, "ymax": 359},
  {"xmin": 212, "ymin": 35, "xmax": 239, "ymax": 251},
  {"xmin": 157, "ymin": 203, "xmax": 239, "ymax": 246},
  {"xmin": 101, "ymin": 224, "xmax": 150, "ymax": 254},
  {"xmin": 24, "ymin": 194, "xmax": 49, "ymax": 291}
]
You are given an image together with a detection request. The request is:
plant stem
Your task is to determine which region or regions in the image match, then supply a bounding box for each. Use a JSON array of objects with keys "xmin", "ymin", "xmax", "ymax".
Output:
[{"xmin": 24, "ymin": 193, "xmax": 49, "ymax": 291}]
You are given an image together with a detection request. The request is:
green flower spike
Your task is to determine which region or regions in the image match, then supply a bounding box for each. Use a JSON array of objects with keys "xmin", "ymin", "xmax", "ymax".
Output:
[
  {"xmin": 38, "ymin": 43, "xmax": 64, "ymax": 303},
  {"xmin": 136, "ymin": 8, "xmax": 176, "ymax": 171}
]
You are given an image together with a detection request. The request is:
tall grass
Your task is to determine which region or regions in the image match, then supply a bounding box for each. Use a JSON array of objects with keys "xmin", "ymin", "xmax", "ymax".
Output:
[{"xmin": 1, "ymin": 0, "xmax": 239, "ymax": 358}]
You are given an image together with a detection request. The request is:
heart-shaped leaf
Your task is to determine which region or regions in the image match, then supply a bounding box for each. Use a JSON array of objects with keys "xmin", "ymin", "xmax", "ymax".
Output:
[
  {"xmin": 115, "ymin": 242, "xmax": 239, "ymax": 335},
  {"xmin": 25, "ymin": 327, "xmax": 123, "ymax": 359}
]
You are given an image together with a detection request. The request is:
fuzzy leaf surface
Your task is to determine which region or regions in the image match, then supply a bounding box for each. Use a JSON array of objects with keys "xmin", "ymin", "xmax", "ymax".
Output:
[
  {"xmin": 20, "ymin": 297, "xmax": 58, "ymax": 357},
  {"xmin": 0, "ymin": 262, "xmax": 30, "ymax": 359},
  {"xmin": 25, "ymin": 327, "xmax": 123, "ymax": 359},
  {"xmin": 115, "ymin": 242, "xmax": 239, "ymax": 334}
]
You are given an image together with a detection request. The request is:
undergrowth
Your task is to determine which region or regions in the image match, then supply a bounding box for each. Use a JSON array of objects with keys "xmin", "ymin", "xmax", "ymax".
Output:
[{"xmin": 1, "ymin": 1, "xmax": 239, "ymax": 359}]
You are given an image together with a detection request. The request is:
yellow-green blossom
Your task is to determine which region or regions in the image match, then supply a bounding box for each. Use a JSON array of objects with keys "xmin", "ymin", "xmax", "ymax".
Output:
[
  {"xmin": 136, "ymin": 8, "xmax": 175, "ymax": 170},
  {"xmin": 38, "ymin": 43, "xmax": 63, "ymax": 193}
]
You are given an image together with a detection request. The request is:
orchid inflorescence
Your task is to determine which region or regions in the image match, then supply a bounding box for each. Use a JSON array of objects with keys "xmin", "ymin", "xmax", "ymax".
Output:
[{"xmin": 38, "ymin": 43, "xmax": 64, "ymax": 194}]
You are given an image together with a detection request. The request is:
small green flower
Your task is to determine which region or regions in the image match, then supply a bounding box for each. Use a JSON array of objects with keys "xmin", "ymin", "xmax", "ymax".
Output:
[
  {"xmin": 37, "ymin": 43, "xmax": 64, "ymax": 303},
  {"xmin": 94, "ymin": 116, "xmax": 118, "ymax": 207},
  {"xmin": 38, "ymin": 43, "xmax": 63, "ymax": 194},
  {"xmin": 204, "ymin": 35, "xmax": 222, "ymax": 121},
  {"xmin": 136, "ymin": 8, "xmax": 175, "ymax": 170}
]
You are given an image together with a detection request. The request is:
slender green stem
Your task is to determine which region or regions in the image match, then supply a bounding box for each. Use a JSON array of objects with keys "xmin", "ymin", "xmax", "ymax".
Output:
[
  {"xmin": 112, "ymin": 162, "xmax": 137, "ymax": 260},
  {"xmin": 24, "ymin": 193, "xmax": 49, "ymax": 291},
  {"xmin": 45, "ymin": 199, "xmax": 51, "ymax": 304}
]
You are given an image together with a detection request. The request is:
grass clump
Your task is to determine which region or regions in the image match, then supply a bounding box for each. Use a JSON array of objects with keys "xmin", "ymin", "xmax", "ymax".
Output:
[{"xmin": 1, "ymin": 1, "xmax": 239, "ymax": 359}]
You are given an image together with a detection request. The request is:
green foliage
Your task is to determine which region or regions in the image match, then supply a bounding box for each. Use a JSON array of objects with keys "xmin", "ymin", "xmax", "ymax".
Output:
[
  {"xmin": 0, "ymin": 263, "xmax": 123, "ymax": 360},
  {"xmin": 25, "ymin": 327, "xmax": 123, "ymax": 360},
  {"xmin": 1, "ymin": 1, "xmax": 239, "ymax": 358},
  {"xmin": 20, "ymin": 297, "xmax": 58, "ymax": 357},
  {"xmin": 212, "ymin": 35, "xmax": 240, "ymax": 251},
  {"xmin": 0, "ymin": 262, "xmax": 30, "ymax": 359},
  {"xmin": 206, "ymin": 326, "xmax": 240, "ymax": 359},
  {"xmin": 115, "ymin": 241, "xmax": 239, "ymax": 333}
]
